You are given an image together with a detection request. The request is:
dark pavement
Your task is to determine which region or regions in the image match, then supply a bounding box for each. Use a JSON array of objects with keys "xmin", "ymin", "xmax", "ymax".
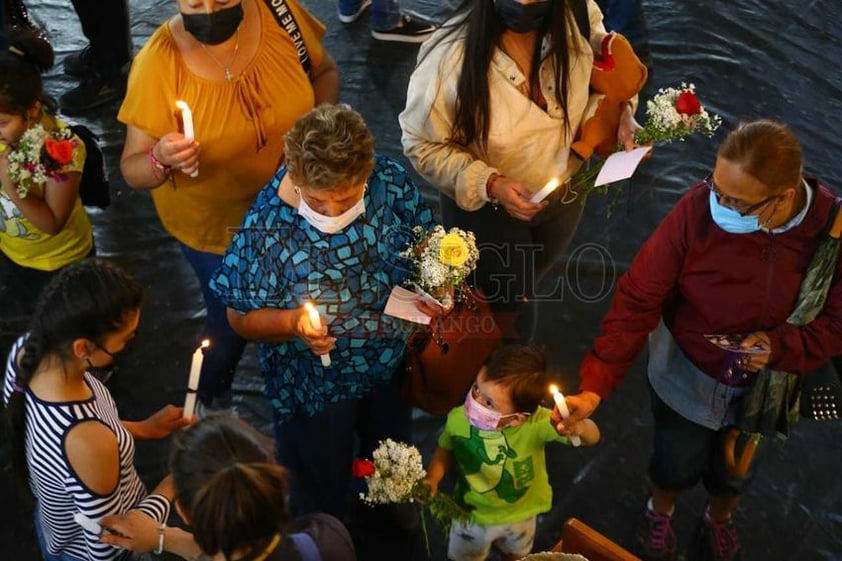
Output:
[{"xmin": 1, "ymin": 0, "xmax": 842, "ymax": 560}]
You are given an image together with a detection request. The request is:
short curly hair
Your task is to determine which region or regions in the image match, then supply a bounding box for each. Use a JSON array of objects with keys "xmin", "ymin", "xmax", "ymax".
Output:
[{"xmin": 284, "ymin": 103, "xmax": 375, "ymax": 192}]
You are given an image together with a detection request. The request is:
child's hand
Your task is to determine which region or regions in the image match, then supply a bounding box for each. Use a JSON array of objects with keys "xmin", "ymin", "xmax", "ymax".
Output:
[{"xmin": 424, "ymin": 477, "xmax": 439, "ymax": 496}]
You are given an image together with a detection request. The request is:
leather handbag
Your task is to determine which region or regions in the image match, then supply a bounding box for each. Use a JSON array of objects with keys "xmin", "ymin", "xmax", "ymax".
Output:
[{"xmin": 401, "ymin": 289, "xmax": 502, "ymax": 415}]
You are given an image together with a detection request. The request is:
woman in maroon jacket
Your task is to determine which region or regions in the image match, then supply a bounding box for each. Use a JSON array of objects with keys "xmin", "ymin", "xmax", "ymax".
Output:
[{"xmin": 559, "ymin": 120, "xmax": 842, "ymax": 561}]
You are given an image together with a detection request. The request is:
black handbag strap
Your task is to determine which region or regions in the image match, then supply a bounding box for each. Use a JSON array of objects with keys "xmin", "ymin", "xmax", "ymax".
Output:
[
  {"xmin": 821, "ymin": 195, "xmax": 842, "ymax": 238},
  {"xmin": 569, "ymin": 0, "xmax": 590, "ymax": 42},
  {"xmin": 263, "ymin": 0, "xmax": 311, "ymax": 77}
]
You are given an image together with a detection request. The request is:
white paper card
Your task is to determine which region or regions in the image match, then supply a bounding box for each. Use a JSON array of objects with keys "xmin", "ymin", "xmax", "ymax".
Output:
[
  {"xmin": 384, "ymin": 286, "xmax": 431, "ymax": 325},
  {"xmin": 74, "ymin": 513, "xmax": 102, "ymax": 535},
  {"xmin": 594, "ymin": 146, "xmax": 653, "ymax": 187}
]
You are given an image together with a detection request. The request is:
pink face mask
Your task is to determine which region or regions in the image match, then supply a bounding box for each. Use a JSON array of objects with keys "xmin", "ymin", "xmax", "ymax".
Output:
[
  {"xmin": 464, "ymin": 390, "xmax": 530, "ymax": 431},
  {"xmin": 464, "ymin": 390, "xmax": 504, "ymax": 431}
]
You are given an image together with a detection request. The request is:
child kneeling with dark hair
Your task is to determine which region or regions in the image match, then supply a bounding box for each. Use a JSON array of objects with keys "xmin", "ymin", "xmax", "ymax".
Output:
[{"xmin": 425, "ymin": 345, "xmax": 600, "ymax": 561}]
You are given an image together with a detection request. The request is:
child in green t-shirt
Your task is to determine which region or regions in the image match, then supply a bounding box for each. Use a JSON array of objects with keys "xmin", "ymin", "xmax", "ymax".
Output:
[{"xmin": 425, "ymin": 345, "xmax": 600, "ymax": 561}]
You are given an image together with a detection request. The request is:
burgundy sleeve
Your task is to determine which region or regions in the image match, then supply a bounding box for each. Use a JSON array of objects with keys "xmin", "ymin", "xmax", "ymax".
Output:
[{"xmin": 579, "ymin": 198, "xmax": 691, "ymax": 398}]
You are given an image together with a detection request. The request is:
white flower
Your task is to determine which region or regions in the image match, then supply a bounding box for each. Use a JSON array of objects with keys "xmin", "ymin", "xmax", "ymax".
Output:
[{"xmin": 359, "ymin": 439, "xmax": 427, "ymax": 505}]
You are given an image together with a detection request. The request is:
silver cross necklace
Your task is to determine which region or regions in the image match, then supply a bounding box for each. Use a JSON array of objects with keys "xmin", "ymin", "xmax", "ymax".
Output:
[{"xmin": 200, "ymin": 28, "xmax": 240, "ymax": 82}]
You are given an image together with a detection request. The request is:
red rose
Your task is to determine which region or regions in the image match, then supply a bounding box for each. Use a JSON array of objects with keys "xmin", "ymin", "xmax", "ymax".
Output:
[
  {"xmin": 675, "ymin": 90, "xmax": 702, "ymax": 116},
  {"xmin": 44, "ymin": 138, "xmax": 74, "ymax": 166},
  {"xmin": 351, "ymin": 458, "xmax": 376, "ymax": 478}
]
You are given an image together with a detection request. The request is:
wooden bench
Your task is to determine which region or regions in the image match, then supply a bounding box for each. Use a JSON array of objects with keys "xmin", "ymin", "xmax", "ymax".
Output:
[{"xmin": 551, "ymin": 518, "xmax": 641, "ymax": 561}]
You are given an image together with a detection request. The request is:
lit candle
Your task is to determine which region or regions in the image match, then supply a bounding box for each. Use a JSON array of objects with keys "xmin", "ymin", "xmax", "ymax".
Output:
[
  {"xmin": 183, "ymin": 339, "xmax": 210, "ymax": 419},
  {"xmin": 175, "ymin": 100, "xmax": 198, "ymax": 178},
  {"xmin": 530, "ymin": 177, "xmax": 561, "ymax": 204},
  {"xmin": 304, "ymin": 302, "xmax": 331, "ymax": 367},
  {"xmin": 550, "ymin": 384, "xmax": 581, "ymax": 447}
]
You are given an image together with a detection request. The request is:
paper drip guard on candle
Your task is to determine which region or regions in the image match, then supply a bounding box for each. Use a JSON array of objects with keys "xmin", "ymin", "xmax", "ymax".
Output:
[
  {"xmin": 550, "ymin": 384, "xmax": 581, "ymax": 447},
  {"xmin": 175, "ymin": 100, "xmax": 198, "ymax": 178},
  {"xmin": 304, "ymin": 302, "xmax": 332, "ymax": 367},
  {"xmin": 530, "ymin": 177, "xmax": 562, "ymax": 204},
  {"xmin": 183, "ymin": 339, "xmax": 211, "ymax": 419}
]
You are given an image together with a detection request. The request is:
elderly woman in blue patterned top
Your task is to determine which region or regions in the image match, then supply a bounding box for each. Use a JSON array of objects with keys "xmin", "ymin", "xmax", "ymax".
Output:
[{"xmin": 210, "ymin": 104, "xmax": 437, "ymax": 518}]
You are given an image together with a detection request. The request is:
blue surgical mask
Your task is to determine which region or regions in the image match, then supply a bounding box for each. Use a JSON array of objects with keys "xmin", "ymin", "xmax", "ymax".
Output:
[{"xmin": 709, "ymin": 190, "xmax": 772, "ymax": 234}]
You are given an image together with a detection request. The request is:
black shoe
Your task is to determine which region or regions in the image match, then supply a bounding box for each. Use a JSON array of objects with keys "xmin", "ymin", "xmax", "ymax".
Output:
[
  {"xmin": 59, "ymin": 75, "xmax": 126, "ymax": 116},
  {"xmin": 64, "ymin": 46, "xmax": 95, "ymax": 78},
  {"xmin": 371, "ymin": 16, "xmax": 436, "ymax": 43}
]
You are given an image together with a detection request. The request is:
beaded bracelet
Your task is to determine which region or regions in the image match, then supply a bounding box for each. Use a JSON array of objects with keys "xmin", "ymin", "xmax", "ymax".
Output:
[
  {"xmin": 147, "ymin": 145, "xmax": 171, "ymax": 180},
  {"xmin": 153, "ymin": 523, "xmax": 166, "ymax": 555}
]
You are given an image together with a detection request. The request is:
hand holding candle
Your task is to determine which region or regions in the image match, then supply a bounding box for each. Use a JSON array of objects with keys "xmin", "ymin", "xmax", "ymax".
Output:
[
  {"xmin": 530, "ymin": 177, "xmax": 562, "ymax": 204},
  {"xmin": 183, "ymin": 339, "xmax": 210, "ymax": 419},
  {"xmin": 550, "ymin": 384, "xmax": 581, "ymax": 446},
  {"xmin": 175, "ymin": 100, "xmax": 198, "ymax": 178},
  {"xmin": 304, "ymin": 302, "xmax": 332, "ymax": 367}
]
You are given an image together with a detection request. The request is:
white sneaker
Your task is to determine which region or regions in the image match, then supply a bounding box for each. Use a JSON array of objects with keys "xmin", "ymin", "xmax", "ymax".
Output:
[{"xmin": 338, "ymin": 0, "xmax": 372, "ymax": 23}]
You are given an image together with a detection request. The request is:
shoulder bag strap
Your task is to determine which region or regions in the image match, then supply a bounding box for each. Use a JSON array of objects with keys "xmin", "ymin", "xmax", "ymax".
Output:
[
  {"xmin": 569, "ymin": 0, "xmax": 591, "ymax": 42},
  {"xmin": 822, "ymin": 196, "xmax": 842, "ymax": 238},
  {"xmin": 289, "ymin": 532, "xmax": 321, "ymax": 561},
  {"xmin": 262, "ymin": 0, "xmax": 312, "ymax": 77}
]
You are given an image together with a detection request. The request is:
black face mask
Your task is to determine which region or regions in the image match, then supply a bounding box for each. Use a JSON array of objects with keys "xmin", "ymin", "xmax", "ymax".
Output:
[
  {"xmin": 182, "ymin": 3, "xmax": 244, "ymax": 45},
  {"xmin": 494, "ymin": 0, "xmax": 552, "ymax": 34}
]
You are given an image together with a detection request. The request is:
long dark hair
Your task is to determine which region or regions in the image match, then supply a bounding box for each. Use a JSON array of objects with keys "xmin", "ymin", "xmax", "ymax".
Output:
[
  {"xmin": 170, "ymin": 414, "xmax": 292, "ymax": 561},
  {"xmin": 0, "ymin": 27, "xmax": 57, "ymax": 115},
  {"xmin": 4, "ymin": 260, "xmax": 144, "ymax": 489},
  {"xmin": 432, "ymin": 0, "xmax": 580, "ymax": 149}
]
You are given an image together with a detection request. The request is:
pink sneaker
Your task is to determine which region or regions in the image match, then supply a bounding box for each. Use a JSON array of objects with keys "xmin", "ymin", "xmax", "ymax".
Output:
[
  {"xmin": 636, "ymin": 504, "xmax": 678, "ymax": 560},
  {"xmin": 695, "ymin": 513, "xmax": 741, "ymax": 561}
]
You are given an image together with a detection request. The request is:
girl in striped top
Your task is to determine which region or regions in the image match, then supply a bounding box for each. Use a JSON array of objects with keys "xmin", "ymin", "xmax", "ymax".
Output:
[{"xmin": 3, "ymin": 260, "xmax": 189, "ymax": 561}]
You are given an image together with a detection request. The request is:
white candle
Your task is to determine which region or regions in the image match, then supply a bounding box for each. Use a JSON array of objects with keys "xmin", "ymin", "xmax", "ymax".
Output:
[
  {"xmin": 550, "ymin": 384, "xmax": 581, "ymax": 447},
  {"xmin": 183, "ymin": 339, "xmax": 210, "ymax": 419},
  {"xmin": 175, "ymin": 100, "xmax": 198, "ymax": 178},
  {"xmin": 530, "ymin": 177, "xmax": 561, "ymax": 204},
  {"xmin": 304, "ymin": 302, "xmax": 331, "ymax": 367}
]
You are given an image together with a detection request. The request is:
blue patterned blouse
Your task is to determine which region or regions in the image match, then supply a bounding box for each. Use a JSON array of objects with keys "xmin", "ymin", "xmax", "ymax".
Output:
[{"xmin": 210, "ymin": 155, "xmax": 436, "ymax": 422}]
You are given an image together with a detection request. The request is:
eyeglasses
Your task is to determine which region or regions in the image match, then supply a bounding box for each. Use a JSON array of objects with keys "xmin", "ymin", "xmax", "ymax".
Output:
[{"xmin": 705, "ymin": 174, "xmax": 779, "ymax": 216}]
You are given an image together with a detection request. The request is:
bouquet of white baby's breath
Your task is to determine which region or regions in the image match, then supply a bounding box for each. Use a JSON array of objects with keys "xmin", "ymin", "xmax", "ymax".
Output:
[
  {"xmin": 354, "ymin": 439, "xmax": 468, "ymax": 556},
  {"xmin": 5, "ymin": 124, "xmax": 76, "ymax": 198},
  {"xmin": 633, "ymin": 82, "xmax": 722, "ymax": 144},
  {"xmin": 574, "ymin": 82, "xmax": 722, "ymax": 201},
  {"xmin": 401, "ymin": 225, "xmax": 479, "ymax": 310}
]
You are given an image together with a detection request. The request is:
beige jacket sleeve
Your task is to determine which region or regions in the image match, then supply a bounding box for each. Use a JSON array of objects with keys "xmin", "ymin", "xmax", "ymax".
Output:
[{"xmin": 399, "ymin": 35, "xmax": 497, "ymax": 212}]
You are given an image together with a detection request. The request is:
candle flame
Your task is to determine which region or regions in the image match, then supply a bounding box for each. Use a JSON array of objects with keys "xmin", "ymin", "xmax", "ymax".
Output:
[
  {"xmin": 549, "ymin": 384, "xmax": 559, "ymax": 395},
  {"xmin": 175, "ymin": 100, "xmax": 190, "ymax": 111},
  {"xmin": 201, "ymin": 339, "xmax": 211, "ymax": 349},
  {"xmin": 304, "ymin": 301, "xmax": 316, "ymax": 313}
]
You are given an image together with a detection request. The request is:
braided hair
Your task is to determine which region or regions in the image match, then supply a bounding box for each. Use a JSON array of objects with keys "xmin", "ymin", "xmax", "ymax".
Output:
[{"xmin": 4, "ymin": 259, "xmax": 144, "ymax": 490}]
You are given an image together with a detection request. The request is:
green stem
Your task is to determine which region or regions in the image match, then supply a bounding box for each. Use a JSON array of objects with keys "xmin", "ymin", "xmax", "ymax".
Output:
[{"xmin": 420, "ymin": 503, "xmax": 431, "ymax": 557}]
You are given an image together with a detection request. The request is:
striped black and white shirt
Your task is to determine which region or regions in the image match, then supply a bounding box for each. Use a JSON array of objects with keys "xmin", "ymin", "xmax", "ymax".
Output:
[{"xmin": 3, "ymin": 335, "xmax": 169, "ymax": 561}]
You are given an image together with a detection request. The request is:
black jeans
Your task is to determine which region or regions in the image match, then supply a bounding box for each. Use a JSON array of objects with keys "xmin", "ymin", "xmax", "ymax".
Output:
[
  {"xmin": 69, "ymin": 0, "xmax": 131, "ymax": 78},
  {"xmin": 440, "ymin": 191, "xmax": 585, "ymax": 343}
]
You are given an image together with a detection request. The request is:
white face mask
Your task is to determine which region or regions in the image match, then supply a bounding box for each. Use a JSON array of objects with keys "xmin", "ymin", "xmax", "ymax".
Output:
[{"xmin": 296, "ymin": 189, "xmax": 366, "ymax": 234}]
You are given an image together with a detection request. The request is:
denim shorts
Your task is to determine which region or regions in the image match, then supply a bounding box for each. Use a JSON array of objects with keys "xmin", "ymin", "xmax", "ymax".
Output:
[{"xmin": 648, "ymin": 384, "xmax": 767, "ymax": 496}]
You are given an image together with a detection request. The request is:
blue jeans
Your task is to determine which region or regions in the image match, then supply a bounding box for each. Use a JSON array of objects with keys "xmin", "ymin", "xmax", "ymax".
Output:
[
  {"xmin": 274, "ymin": 373, "xmax": 412, "ymax": 519},
  {"xmin": 179, "ymin": 243, "xmax": 248, "ymax": 404},
  {"xmin": 338, "ymin": 0, "xmax": 401, "ymax": 30}
]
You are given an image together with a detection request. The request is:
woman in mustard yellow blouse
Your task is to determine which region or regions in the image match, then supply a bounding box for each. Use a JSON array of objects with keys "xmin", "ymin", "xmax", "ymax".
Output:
[{"xmin": 118, "ymin": 0, "xmax": 339, "ymax": 411}]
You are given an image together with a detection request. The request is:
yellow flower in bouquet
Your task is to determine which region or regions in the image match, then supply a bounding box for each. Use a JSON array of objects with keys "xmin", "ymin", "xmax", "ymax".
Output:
[{"xmin": 439, "ymin": 233, "xmax": 469, "ymax": 267}]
